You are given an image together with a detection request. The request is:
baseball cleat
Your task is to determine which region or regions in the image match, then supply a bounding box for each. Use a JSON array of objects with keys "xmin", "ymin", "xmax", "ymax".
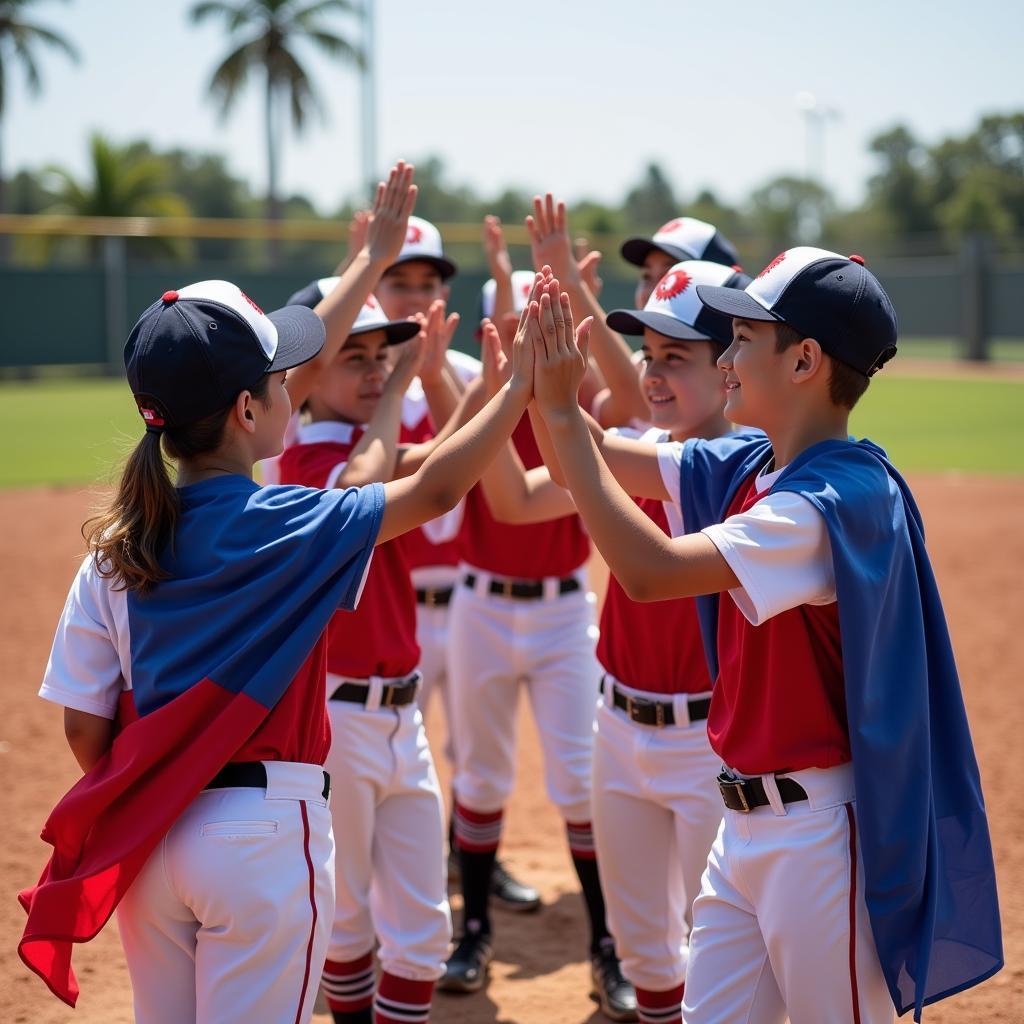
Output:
[
  {"xmin": 590, "ymin": 943, "xmax": 638, "ymax": 1022},
  {"xmin": 490, "ymin": 860, "xmax": 541, "ymax": 913},
  {"xmin": 437, "ymin": 929, "xmax": 495, "ymax": 993}
]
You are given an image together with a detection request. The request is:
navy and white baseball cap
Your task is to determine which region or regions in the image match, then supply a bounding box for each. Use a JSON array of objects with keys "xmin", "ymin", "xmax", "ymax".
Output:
[
  {"xmin": 125, "ymin": 280, "xmax": 325, "ymax": 430},
  {"xmin": 607, "ymin": 261, "xmax": 750, "ymax": 346},
  {"xmin": 481, "ymin": 269, "xmax": 536, "ymax": 320},
  {"xmin": 287, "ymin": 275, "xmax": 340, "ymax": 309},
  {"xmin": 348, "ymin": 295, "xmax": 420, "ymax": 345},
  {"xmin": 388, "ymin": 216, "xmax": 457, "ymax": 280},
  {"xmin": 621, "ymin": 217, "xmax": 739, "ymax": 269},
  {"xmin": 696, "ymin": 247, "xmax": 898, "ymax": 377}
]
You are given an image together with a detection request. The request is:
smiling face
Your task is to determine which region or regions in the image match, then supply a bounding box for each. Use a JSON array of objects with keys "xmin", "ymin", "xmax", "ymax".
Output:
[
  {"xmin": 639, "ymin": 328, "xmax": 726, "ymax": 436},
  {"xmin": 716, "ymin": 317, "xmax": 797, "ymax": 429},
  {"xmin": 635, "ymin": 250, "xmax": 677, "ymax": 309},
  {"xmin": 376, "ymin": 261, "xmax": 446, "ymax": 319},
  {"xmin": 307, "ymin": 329, "xmax": 390, "ymax": 424}
]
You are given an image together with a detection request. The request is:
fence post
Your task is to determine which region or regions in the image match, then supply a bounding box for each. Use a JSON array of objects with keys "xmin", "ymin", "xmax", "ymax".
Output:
[
  {"xmin": 961, "ymin": 233, "xmax": 990, "ymax": 362},
  {"xmin": 103, "ymin": 235, "xmax": 127, "ymax": 374}
]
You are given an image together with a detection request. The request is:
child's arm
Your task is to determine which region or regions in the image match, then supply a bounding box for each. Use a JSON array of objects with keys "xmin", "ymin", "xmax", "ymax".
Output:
[
  {"xmin": 334, "ymin": 337, "xmax": 424, "ymax": 488},
  {"xmin": 285, "ymin": 161, "xmax": 417, "ymax": 409},
  {"xmin": 416, "ymin": 299, "xmax": 462, "ymax": 432},
  {"xmin": 527, "ymin": 193, "xmax": 648, "ymax": 425},
  {"xmin": 528, "ymin": 390, "xmax": 670, "ymax": 501},
  {"xmin": 477, "ymin": 319, "xmax": 576, "ymax": 525},
  {"xmin": 483, "ymin": 215, "xmax": 516, "ymax": 323},
  {"xmin": 377, "ymin": 276, "xmax": 548, "ymax": 544},
  {"xmin": 63, "ymin": 707, "xmax": 115, "ymax": 772},
  {"xmin": 331, "ymin": 209, "xmax": 370, "ymax": 275},
  {"xmin": 532, "ymin": 286, "xmax": 739, "ymax": 603}
]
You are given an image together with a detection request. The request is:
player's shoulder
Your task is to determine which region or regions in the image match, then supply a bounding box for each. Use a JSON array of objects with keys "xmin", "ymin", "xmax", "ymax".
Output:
[{"xmin": 607, "ymin": 425, "xmax": 669, "ymax": 443}]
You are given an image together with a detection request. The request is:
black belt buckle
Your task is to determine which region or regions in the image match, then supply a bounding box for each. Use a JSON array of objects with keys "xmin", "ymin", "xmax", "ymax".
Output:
[
  {"xmin": 718, "ymin": 774, "xmax": 752, "ymax": 813},
  {"xmin": 497, "ymin": 578, "xmax": 518, "ymax": 599},
  {"xmin": 417, "ymin": 587, "xmax": 452, "ymax": 607},
  {"xmin": 625, "ymin": 693, "xmax": 665, "ymax": 727}
]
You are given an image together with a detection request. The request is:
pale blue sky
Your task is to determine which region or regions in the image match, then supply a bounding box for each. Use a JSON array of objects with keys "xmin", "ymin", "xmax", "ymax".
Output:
[{"xmin": 6, "ymin": 0, "xmax": 1022, "ymax": 213}]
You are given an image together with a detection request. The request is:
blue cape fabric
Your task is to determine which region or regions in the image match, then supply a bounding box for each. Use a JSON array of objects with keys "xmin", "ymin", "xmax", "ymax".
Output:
[{"xmin": 678, "ymin": 433, "xmax": 1002, "ymax": 1019}]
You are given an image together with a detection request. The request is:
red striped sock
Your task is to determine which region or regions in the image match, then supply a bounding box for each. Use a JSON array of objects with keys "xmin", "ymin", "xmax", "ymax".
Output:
[
  {"xmin": 636, "ymin": 983, "xmax": 684, "ymax": 1024},
  {"xmin": 453, "ymin": 801, "xmax": 503, "ymax": 853},
  {"xmin": 373, "ymin": 972, "xmax": 433, "ymax": 1024},
  {"xmin": 322, "ymin": 952, "xmax": 375, "ymax": 1019},
  {"xmin": 567, "ymin": 819, "xmax": 596, "ymax": 860}
]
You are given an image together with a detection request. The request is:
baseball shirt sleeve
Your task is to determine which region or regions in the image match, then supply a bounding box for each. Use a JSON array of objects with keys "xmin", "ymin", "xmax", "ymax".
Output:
[
  {"xmin": 702, "ymin": 491, "xmax": 836, "ymax": 625},
  {"xmin": 39, "ymin": 556, "xmax": 129, "ymax": 718}
]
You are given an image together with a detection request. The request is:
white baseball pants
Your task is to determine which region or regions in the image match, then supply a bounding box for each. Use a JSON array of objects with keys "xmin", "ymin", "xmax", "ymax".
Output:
[
  {"xmin": 683, "ymin": 762, "xmax": 894, "ymax": 1024},
  {"xmin": 116, "ymin": 761, "xmax": 334, "ymax": 1024},
  {"xmin": 448, "ymin": 567, "xmax": 600, "ymax": 823},
  {"xmin": 591, "ymin": 679, "xmax": 723, "ymax": 993},
  {"xmin": 325, "ymin": 681, "xmax": 451, "ymax": 981}
]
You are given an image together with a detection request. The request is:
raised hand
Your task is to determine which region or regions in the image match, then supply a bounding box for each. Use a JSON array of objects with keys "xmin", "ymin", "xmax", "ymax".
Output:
[
  {"xmin": 532, "ymin": 279, "xmax": 592, "ymax": 419},
  {"xmin": 525, "ymin": 193, "xmax": 578, "ymax": 283},
  {"xmin": 483, "ymin": 215, "xmax": 514, "ymax": 280},
  {"xmin": 387, "ymin": 333, "xmax": 425, "ymax": 393},
  {"xmin": 576, "ymin": 246, "xmax": 604, "ymax": 298},
  {"xmin": 417, "ymin": 299, "xmax": 460, "ymax": 386},
  {"xmin": 364, "ymin": 160, "xmax": 418, "ymax": 267},
  {"xmin": 480, "ymin": 318, "xmax": 512, "ymax": 398}
]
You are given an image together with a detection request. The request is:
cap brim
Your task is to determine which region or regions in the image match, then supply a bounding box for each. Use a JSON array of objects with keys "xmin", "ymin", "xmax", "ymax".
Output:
[
  {"xmin": 620, "ymin": 238, "xmax": 697, "ymax": 267},
  {"xmin": 266, "ymin": 305, "xmax": 327, "ymax": 371},
  {"xmin": 606, "ymin": 308, "xmax": 711, "ymax": 341},
  {"xmin": 694, "ymin": 285, "xmax": 779, "ymax": 322},
  {"xmin": 350, "ymin": 318, "xmax": 422, "ymax": 346},
  {"xmin": 389, "ymin": 253, "xmax": 458, "ymax": 281}
]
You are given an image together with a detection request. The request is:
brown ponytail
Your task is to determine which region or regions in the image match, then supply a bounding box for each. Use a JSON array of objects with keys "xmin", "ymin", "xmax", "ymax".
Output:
[{"xmin": 84, "ymin": 376, "xmax": 271, "ymax": 593}]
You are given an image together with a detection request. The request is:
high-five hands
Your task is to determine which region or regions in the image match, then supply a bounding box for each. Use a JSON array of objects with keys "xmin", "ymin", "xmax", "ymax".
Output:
[
  {"xmin": 413, "ymin": 299, "xmax": 460, "ymax": 387},
  {"xmin": 363, "ymin": 161, "xmax": 418, "ymax": 267},
  {"xmin": 528, "ymin": 274, "xmax": 593, "ymax": 420}
]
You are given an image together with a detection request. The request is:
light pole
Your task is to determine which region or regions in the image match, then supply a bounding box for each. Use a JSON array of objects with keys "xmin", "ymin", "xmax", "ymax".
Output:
[
  {"xmin": 361, "ymin": 0, "xmax": 378, "ymax": 202},
  {"xmin": 795, "ymin": 92, "xmax": 841, "ymax": 241}
]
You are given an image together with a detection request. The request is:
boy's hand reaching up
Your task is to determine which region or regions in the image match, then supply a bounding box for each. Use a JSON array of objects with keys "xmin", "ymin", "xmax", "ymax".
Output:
[
  {"xmin": 532, "ymin": 279, "xmax": 593, "ymax": 421},
  {"xmin": 363, "ymin": 160, "xmax": 418, "ymax": 267}
]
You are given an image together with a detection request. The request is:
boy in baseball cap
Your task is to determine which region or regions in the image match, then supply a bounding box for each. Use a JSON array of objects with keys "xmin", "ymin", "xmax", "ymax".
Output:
[
  {"xmin": 620, "ymin": 216, "xmax": 740, "ymax": 310},
  {"xmin": 528, "ymin": 248, "xmax": 1002, "ymax": 1022}
]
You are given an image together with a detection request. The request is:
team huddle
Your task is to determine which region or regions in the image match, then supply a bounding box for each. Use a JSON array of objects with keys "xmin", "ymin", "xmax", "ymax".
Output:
[{"xmin": 18, "ymin": 162, "xmax": 1003, "ymax": 1024}]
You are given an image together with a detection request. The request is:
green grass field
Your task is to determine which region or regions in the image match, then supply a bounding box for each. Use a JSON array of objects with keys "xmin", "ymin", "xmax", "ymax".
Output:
[{"xmin": 0, "ymin": 371, "xmax": 1022, "ymax": 488}]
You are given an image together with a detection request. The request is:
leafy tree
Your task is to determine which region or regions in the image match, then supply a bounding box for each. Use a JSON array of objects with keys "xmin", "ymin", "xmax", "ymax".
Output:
[
  {"xmin": 748, "ymin": 175, "xmax": 835, "ymax": 248},
  {"xmin": 623, "ymin": 162, "xmax": 678, "ymax": 230},
  {"xmin": 189, "ymin": 0, "xmax": 362, "ymax": 257},
  {"xmin": 0, "ymin": 0, "xmax": 79, "ymax": 257},
  {"xmin": 43, "ymin": 133, "xmax": 192, "ymax": 260},
  {"xmin": 866, "ymin": 125, "xmax": 936, "ymax": 236}
]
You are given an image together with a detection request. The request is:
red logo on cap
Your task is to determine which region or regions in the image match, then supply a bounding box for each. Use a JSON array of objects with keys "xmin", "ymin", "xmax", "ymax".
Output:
[
  {"xmin": 654, "ymin": 269, "xmax": 691, "ymax": 301},
  {"xmin": 406, "ymin": 225, "xmax": 423, "ymax": 244},
  {"xmin": 240, "ymin": 291, "xmax": 264, "ymax": 315},
  {"xmin": 758, "ymin": 252, "xmax": 787, "ymax": 279},
  {"xmin": 139, "ymin": 407, "xmax": 165, "ymax": 427},
  {"xmin": 657, "ymin": 218, "xmax": 687, "ymax": 235},
  {"xmin": 520, "ymin": 280, "xmax": 532, "ymax": 298}
]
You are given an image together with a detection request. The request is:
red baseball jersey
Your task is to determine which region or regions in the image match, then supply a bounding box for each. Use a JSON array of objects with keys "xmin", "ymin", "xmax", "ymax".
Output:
[
  {"xmin": 278, "ymin": 425, "xmax": 421, "ymax": 678},
  {"xmin": 708, "ymin": 470, "xmax": 849, "ymax": 775},
  {"xmin": 460, "ymin": 414, "xmax": 590, "ymax": 579},
  {"xmin": 597, "ymin": 496, "xmax": 711, "ymax": 694}
]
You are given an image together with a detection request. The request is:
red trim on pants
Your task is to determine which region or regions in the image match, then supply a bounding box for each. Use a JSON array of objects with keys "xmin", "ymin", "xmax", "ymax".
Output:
[
  {"xmin": 294, "ymin": 802, "xmax": 318, "ymax": 1024},
  {"xmin": 845, "ymin": 803, "xmax": 862, "ymax": 1024}
]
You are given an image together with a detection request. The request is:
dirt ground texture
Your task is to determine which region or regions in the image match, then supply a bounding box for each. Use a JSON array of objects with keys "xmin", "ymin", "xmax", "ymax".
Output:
[{"xmin": 1, "ymin": 479, "xmax": 1021, "ymax": 1024}]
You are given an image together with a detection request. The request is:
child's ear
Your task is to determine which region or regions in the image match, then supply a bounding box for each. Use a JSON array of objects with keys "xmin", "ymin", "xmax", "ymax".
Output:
[
  {"xmin": 793, "ymin": 338, "xmax": 825, "ymax": 380},
  {"xmin": 234, "ymin": 390, "xmax": 257, "ymax": 434}
]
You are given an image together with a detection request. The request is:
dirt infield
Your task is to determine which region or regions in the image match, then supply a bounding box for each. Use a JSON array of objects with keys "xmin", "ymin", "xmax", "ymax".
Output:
[{"xmin": 2, "ymin": 479, "xmax": 1021, "ymax": 1024}]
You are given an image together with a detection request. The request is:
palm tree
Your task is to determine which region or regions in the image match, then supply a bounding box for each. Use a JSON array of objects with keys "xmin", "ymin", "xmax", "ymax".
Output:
[
  {"xmin": 0, "ymin": 0, "xmax": 79, "ymax": 251},
  {"xmin": 190, "ymin": 0, "xmax": 362, "ymax": 258},
  {"xmin": 43, "ymin": 133, "xmax": 192, "ymax": 261}
]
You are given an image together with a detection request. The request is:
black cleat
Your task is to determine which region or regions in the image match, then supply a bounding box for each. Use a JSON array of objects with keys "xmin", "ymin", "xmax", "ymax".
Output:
[
  {"xmin": 437, "ymin": 928, "xmax": 495, "ymax": 994},
  {"xmin": 590, "ymin": 943, "xmax": 638, "ymax": 1022},
  {"xmin": 490, "ymin": 859, "xmax": 541, "ymax": 913}
]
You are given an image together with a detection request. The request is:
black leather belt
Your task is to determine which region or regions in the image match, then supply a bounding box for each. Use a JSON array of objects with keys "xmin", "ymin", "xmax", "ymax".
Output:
[
  {"xmin": 416, "ymin": 586, "xmax": 454, "ymax": 607},
  {"xmin": 206, "ymin": 761, "xmax": 331, "ymax": 800},
  {"xmin": 609, "ymin": 681, "xmax": 711, "ymax": 727},
  {"xmin": 464, "ymin": 573, "xmax": 580, "ymax": 600},
  {"xmin": 717, "ymin": 770, "xmax": 807, "ymax": 813},
  {"xmin": 329, "ymin": 673, "xmax": 420, "ymax": 708}
]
